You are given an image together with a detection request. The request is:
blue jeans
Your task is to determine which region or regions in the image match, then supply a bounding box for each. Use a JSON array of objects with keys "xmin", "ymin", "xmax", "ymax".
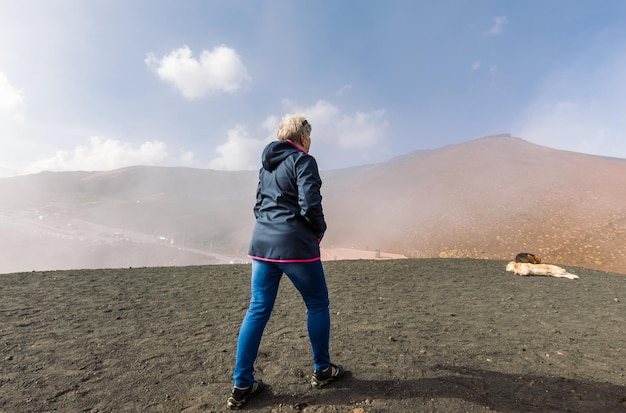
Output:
[{"xmin": 233, "ymin": 259, "xmax": 331, "ymax": 388}]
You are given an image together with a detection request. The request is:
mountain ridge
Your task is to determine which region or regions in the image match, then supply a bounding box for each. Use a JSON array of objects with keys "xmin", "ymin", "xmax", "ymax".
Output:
[{"xmin": 1, "ymin": 135, "xmax": 625, "ymax": 274}]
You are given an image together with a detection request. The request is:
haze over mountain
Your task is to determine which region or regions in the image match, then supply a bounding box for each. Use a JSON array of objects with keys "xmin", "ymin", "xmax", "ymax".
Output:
[{"xmin": 1, "ymin": 135, "xmax": 625, "ymax": 275}]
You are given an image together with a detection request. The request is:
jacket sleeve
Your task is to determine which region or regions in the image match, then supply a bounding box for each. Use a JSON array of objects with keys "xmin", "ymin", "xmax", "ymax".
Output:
[
  {"xmin": 295, "ymin": 155, "xmax": 327, "ymax": 237},
  {"xmin": 252, "ymin": 173, "xmax": 262, "ymax": 219}
]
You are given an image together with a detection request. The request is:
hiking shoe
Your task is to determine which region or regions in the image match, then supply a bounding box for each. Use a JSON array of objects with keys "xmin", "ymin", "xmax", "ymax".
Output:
[
  {"xmin": 227, "ymin": 380, "xmax": 265, "ymax": 409},
  {"xmin": 311, "ymin": 363, "xmax": 345, "ymax": 387}
]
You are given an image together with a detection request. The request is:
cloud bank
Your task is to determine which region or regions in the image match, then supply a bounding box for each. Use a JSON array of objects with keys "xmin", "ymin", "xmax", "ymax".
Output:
[
  {"xmin": 13, "ymin": 96, "xmax": 389, "ymax": 176},
  {"xmin": 205, "ymin": 100, "xmax": 390, "ymax": 171},
  {"xmin": 283, "ymin": 100, "xmax": 388, "ymax": 149},
  {"xmin": 24, "ymin": 137, "xmax": 168, "ymax": 174}
]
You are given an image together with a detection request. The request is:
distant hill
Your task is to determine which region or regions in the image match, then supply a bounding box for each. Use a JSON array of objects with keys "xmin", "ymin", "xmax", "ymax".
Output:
[
  {"xmin": 0, "ymin": 167, "xmax": 259, "ymax": 273},
  {"xmin": 322, "ymin": 135, "xmax": 626, "ymax": 274},
  {"xmin": 1, "ymin": 135, "xmax": 625, "ymax": 274}
]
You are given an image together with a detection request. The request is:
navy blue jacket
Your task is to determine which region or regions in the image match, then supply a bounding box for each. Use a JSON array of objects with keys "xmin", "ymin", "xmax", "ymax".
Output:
[{"xmin": 248, "ymin": 140, "xmax": 326, "ymax": 262}]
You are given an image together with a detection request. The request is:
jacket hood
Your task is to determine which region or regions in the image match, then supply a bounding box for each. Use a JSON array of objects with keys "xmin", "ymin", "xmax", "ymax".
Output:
[{"xmin": 261, "ymin": 140, "xmax": 303, "ymax": 171}]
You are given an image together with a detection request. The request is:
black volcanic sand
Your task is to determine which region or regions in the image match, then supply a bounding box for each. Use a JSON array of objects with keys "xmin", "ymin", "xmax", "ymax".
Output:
[{"xmin": 1, "ymin": 259, "xmax": 625, "ymax": 413}]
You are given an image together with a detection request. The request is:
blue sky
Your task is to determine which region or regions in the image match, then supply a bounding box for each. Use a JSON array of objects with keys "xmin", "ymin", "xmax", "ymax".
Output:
[{"xmin": 1, "ymin": 1, "xmax": 626, "ymax": 176}]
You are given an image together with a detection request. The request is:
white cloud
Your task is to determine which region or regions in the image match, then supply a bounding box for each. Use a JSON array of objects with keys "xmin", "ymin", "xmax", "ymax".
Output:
[
  {"xmin": 208, "ymin": 126, "xmax": 270, "ymax": 171},
  {"xmin": 179, "ymin": 150, "xmax": 197, "ymax": 165},
  {"xmin": 204, "ymin": 99, "xmax": 390, "ymax": 171},
  {"xmin": 145, "ymin": 45, "xmax": 250, "ymax": 99},
  {"xmin": 24, "ymin": 137, "xmax": 169, "ymax": 173},
  {"xmin": 283, "ymin": 99, "xmax": 388, "ymax": 149},
  {"xmin": 471, "ymin": 61, "xmax": 481, "ymax": 71},
  {"xmin": 515, "ymin": 48, "xmax": 626, "ymax": 159},
  {"xmin": 0, "ymin": 72, "xmax": 27, "ymax": 123},
  {"xmin": 261, "ymin": 115, "xmax": 279, "ymax": 133},
  {"xmin": 488, "ymin": 16, "xmax": 507, "ymax": 35},
  {"xmin": 336, "ymin": 83, "xmax": 353, "ymax": 96}
]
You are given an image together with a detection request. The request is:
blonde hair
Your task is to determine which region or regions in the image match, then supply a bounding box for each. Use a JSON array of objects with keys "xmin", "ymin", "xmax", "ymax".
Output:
[{"xmin": 276, "ymin": 113, "xmax": 311, "ymax": 144}]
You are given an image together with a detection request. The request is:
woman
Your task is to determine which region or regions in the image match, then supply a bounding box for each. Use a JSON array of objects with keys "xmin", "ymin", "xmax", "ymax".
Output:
[{"xmin": 227, "ymin": 114, "xmax": 344, "ymax": 409}]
